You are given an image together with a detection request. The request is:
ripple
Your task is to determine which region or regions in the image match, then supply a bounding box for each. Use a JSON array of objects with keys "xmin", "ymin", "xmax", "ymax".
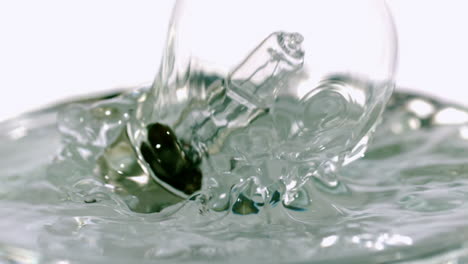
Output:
[{"xmin": 2, "ymin": 90, "xmax": 468, "ymax": 263}]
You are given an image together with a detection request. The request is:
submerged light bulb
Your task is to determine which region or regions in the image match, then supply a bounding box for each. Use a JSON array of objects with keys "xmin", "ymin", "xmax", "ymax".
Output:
[{"xmin": 127, "ymin": 0, "xmax": 397, "ymax": 213}]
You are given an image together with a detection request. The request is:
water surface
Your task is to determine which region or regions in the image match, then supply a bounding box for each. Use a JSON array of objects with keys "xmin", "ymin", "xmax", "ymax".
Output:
[{"xmin": 1, "ymin": 90, "xmax": 468, "ymax": 263}]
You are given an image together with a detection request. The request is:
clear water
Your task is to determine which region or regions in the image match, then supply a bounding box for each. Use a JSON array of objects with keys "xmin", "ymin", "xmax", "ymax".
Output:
[
  {"xmin": 128, "ymin": 31, "xmax": 393, "ymax": 217},
  {"xmin": 2, "ymin": 88, "xmax": 468, "ymax": 263}
]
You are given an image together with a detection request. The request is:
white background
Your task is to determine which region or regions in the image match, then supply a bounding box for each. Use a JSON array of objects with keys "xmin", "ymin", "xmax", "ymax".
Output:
[{"xmin": 0, "ymin": 1, "xmax": 467, "ymax": 121}]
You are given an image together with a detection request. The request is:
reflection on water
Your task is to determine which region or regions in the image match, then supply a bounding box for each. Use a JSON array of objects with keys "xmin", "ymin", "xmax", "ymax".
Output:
[{"xmin": 1, "ymin": 89, "xmax": 468, "ymax": 263}]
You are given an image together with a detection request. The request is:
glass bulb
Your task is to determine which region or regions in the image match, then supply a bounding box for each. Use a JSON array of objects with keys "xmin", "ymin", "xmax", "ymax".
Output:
[{"xmin": 128, "ymin": 0, "xmax": 397, "ymax": 211}]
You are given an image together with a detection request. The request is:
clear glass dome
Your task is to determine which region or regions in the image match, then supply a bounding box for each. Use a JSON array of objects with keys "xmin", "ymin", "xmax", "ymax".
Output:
[{"xmin": 128, "ymin": 0, "xmax": 397, "ymax": 205}]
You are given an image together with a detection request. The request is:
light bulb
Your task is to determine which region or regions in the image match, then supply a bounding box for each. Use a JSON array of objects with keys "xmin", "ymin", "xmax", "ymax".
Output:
[{"xmin": 127, "ymin": 0, "xmax": 397, "ymax": 212}]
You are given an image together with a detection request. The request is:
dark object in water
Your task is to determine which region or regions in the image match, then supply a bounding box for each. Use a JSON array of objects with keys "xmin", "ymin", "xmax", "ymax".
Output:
[
  {"xmin": 84, "ymin": 198, "xmax": 97, "ymax": 204},
  {"xmin": 141, "ymin": 123, "xmax": 202, "ymax": 195}
]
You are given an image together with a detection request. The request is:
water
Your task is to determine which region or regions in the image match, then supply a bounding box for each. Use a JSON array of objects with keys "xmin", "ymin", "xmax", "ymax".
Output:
[
  {"xmin": 2, "ymin": 87, "xmax": 468, "ymax": 263},
  {"xmin": 127, "ymin": 31, "xmax": 393, "ymax": 216}
]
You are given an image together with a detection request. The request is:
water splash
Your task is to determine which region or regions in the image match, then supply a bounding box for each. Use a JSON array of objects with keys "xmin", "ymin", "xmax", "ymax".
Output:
[
  {"xmin": 122, "ymin": 32, "xmax": 393, "ymax": 215},
  {"xmin": 2, "ymin": 90, "xmax": 468, "ymax": 263}
]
